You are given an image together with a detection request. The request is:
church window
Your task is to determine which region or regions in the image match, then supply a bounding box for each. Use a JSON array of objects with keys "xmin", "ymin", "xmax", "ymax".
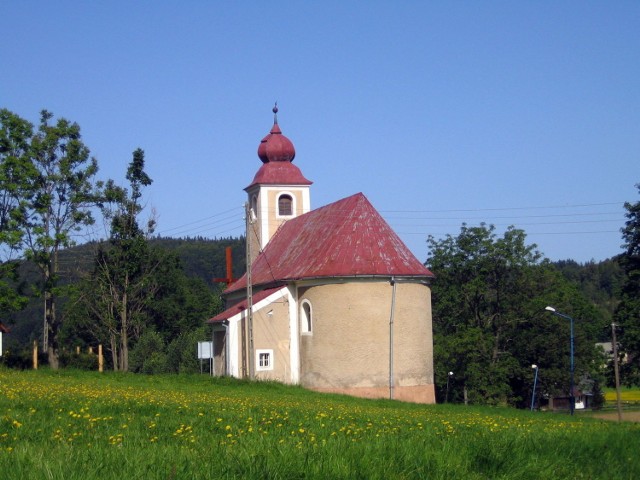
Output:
[
  {"xmin": 278, "ymin": 194, "xmax": 293, "ymax": 216},
  {"xmin": 301, "ymin": 300, "xmax": 312, "ymax": 335},
  {"xmin": 256, "ymin": 349, "xmax": 273, "ymax": 371}
]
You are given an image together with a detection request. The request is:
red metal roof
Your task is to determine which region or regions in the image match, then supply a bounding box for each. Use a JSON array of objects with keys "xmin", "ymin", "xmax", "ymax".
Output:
[
  {"xmin": 246, "ymin": 161, "xmax": 312, "ymax": 189},
  {"xmin": 226, "ymin": 193, "xmax": 434, "ymax": 294},
  {"xmin": 257, "ymin": 122, "xmax": 296, "ymax": 163},
  {"xmin": 208, "ymin": 286, "xmax": 284, "ymax": 323},
  {"xmin": 247, "ymin": 107, "xmax": 312, "ymax": 189}
]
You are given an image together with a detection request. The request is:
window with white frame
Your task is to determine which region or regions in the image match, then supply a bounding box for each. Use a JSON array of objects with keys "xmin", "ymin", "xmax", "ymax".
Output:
[
  {"xmin": 300, "ymin": 300, "xmax": 312, "ymax": 335},
  {"xmin": 256, "ymin": 349, "xmax": 274, "ymax": 371}
]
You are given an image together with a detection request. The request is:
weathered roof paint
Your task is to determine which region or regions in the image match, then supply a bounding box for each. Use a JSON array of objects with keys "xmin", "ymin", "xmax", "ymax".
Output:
[
  {"xmin": 226, "ymin": 192, "xmax": 434, "ymax": 294},
  {"xmin": 247, "ymin": 106, "xmax": 312, "ymax": 189},
  {"xmin": 246, "ymin": 161, "xmax": 312, "ymax": 189},
  {"xmin": 208, "ymin": 286, "xmax": 285, "ymax": 323}
]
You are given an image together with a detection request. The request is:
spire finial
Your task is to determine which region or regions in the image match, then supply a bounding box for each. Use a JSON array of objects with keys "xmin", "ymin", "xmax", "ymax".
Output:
[{"xmin": 273, "ymin": 102, "xmax": 278, "ymax": 124}]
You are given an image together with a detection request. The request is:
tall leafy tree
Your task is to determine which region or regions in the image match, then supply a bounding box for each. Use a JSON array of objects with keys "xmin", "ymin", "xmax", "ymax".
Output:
[
  {"xmin": 69, "ymin": 149, "xmax": 157, "ymax": 371},
  {"xmin": 614, "ymin": 184, "xmax": 640, "ymax": 385},
  {"xmin": 0, "ymin": 109, "xmax": 35, "ymax": 314},
  {"xmin": 20, "ymin": 110, "xmax": 100, "ymax": 368},
  {"xmin": 427, "ymin": 223, "xmax": 602, "ymax": 406}
]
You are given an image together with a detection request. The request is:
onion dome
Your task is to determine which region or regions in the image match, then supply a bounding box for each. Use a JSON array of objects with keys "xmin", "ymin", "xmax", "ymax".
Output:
[
  {"xmin": 257, "ymin": 104, "xmax": 296, "ymax": 163},
  {"xmin": 246, "ymin": 105, "xmax": 312, "ymax": 190}
]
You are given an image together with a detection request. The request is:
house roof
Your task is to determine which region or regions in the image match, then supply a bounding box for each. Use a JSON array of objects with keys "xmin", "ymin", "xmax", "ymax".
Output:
[
  {"xmin": 208, "ymin": 286, "xmax": 284, "ymax": 323},
  {"xmin": 226, "ymin": 192, "xmax": 434, "ymax": 294},
  {"xmin": 0, "ymin": 321, "xmax": 10, "ymax": 334}
]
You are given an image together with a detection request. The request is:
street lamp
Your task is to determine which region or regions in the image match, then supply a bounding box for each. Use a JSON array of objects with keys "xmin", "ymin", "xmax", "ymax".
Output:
[
  {"xmin": 530, "ymin": 364, "xmax": 539, "ymax": 412},
  {"xmin": 445, "ymin": 371, "xmax": 453, "ymax": 403},
  {"xmin": 545, "ymin": 306, "xmax": 575, "ymax": 415}
]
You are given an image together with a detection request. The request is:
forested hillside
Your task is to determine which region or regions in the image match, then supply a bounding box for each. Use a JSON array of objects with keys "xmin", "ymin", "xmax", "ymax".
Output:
[
  {"xmin": 552, "ymin": 258, "xmax": 624, "ymax": 339},
  {"xmin": 150, "ymin": 236, "xmax": 246, "ymax": 285},
  {"xmin": 4, "ymin": 236, "xmax": 245, "ymax": 362}
]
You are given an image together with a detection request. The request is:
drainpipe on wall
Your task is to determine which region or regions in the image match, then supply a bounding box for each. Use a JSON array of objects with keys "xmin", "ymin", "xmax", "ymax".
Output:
[
  {"xmin": 222, "ymin": 320, "xmax": 229, "ymax": 376},
  {"xmin": 210, "ymin": 326, "xmax": 215, "ymax": 377},
  {"xmin": 389, "ymin": 276, "xmax": 397, "ymax": 400}
]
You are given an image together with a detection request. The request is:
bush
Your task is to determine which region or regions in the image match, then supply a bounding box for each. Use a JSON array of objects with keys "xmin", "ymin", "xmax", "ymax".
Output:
[
  {"xmin": 129, "ymin": 330, "xmax": 168, "ymax": 374},
  {"xmin": 59, "ymin": 350, "xmax": 98, "ymax": 370},
  {"xmin": 166, "ymin": 326, "xmax": 209, "ymax": 374},
  {"xmin": 591, "ymin": 379, "xmax": 605, "ymax": 410}
]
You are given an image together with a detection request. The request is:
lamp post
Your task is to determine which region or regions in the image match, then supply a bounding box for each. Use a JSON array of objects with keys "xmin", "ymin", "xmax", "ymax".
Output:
[
  {"xmin": 530, "ymin": 364, "xmax": 539, "ymax": 412},
  {"xmin": 545, "ymin": 306, "xmax": 575, "ymax": 415},
  {"xmin": 445, "ymin": 371, "xmax": 453, "ymax": 403}
]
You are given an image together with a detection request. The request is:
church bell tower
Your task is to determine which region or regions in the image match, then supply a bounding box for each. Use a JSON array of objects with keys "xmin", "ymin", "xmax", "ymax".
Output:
[{"xmin": 245, "ymin": 105, "xmax": 312, "ymax": 262}]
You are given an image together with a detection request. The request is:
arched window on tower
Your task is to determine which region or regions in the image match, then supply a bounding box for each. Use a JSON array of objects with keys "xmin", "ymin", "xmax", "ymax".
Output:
[
  {"xmin": 278, "ymin": 194, "xmax": 293, "ymax": 216},
  {"xmin": 300, "ymin": 300, "xmax": 312, "ymax": 335},
  {"xmin": 251, "ymin": 194, "xmax": 258, "ymax": 220}
]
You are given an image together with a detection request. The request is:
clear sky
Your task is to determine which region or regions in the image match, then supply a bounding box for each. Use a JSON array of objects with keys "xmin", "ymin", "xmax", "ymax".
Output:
[{"xmin": 2, "ymin": 1, "xmax": 638, "ymax": 263}]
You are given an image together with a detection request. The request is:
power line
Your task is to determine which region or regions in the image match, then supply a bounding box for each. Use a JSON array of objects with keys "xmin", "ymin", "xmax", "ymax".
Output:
[{"xmin": 379, "ymin": 201, "xmax": 625, "ymax": 214}]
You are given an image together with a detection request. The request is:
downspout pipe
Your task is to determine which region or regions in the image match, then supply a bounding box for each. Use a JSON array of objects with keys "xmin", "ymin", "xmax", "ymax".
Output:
[
  {"xmin": 389, "ymin": 276, "xmax": 397, "ymax": 400},
  {"xmin": 222, "ymin": 320, "xmax": 229, "ymax": 376}
]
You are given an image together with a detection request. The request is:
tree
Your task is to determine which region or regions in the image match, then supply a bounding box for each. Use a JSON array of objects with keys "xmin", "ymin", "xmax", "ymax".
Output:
[
  {"xmin": 0, "ymin": 109, "xmax": 35, "ymax": 315},
  {"xmin": 427, "ymin": 223, "xmax": 603, "ymax": 406},
  {"xmin": 20, "ymin": 110, "xmax": 100, "ymax": 368},
  {"xmin": 66, "ymin": 150, "xmax": 222, "ymax": 372},
  {"xmin": 614, "ymin": 183, "xmax": 640, "ymax": 385},
  {"xmin": 67, "ymin": 149, "xmax": 158, "ymax": 371}
]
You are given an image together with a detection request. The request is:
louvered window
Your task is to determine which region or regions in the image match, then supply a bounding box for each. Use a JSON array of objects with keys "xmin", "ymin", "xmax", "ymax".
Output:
[{"xmin": 278, "ymin": 195, "xmax": 293, "ymax": 216}]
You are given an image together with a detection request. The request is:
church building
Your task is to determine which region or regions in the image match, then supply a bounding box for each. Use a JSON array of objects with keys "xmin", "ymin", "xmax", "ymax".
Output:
[{"xmin": 208, "ymin": 107, "xmax": 436, "ymax": 403}]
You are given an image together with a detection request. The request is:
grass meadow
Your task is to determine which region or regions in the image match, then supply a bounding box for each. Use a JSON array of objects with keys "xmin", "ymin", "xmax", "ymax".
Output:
[{"xmin": 1, "ymin": 369, "xmax": 639, "ymax": 479}]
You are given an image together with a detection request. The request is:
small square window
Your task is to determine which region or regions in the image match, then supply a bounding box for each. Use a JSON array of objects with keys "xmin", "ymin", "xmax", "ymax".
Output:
[{"xmin": 256, "ymin": 349, "xmax": 274, "ymax": 371}]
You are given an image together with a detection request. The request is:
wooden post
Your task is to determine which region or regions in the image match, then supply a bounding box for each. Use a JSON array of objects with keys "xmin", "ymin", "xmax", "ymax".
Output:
[
  {"xmin": 611, "ymin": 323, "xmax": 623, "ymax": 422},
  {"xmin": 76, "ymin": 346, "xmax": 80, "ymax": 355},
  {"xmin": 98, "ymin": 344, "xmax": 104, "ymax": 373},
  {"xmin": 33, "ymin": 340, "xmax": 38, "ymax": 370},
  {"xmin": 88, "ymin": 346, "xmax": 93, "ymax": 355}
]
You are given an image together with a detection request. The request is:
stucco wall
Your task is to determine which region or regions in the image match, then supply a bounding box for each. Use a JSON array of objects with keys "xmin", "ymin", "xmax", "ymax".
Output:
[
  {"xmin": 252, "ymin": 297, "xmax": 291, "ymax": 382},
  {"xmin": 298, "ymin": 281, "xmax": 434, "ymax": 402},
  {"xmin": 265, "ymin": 188, "xmax": 305, "ymax": 240}
]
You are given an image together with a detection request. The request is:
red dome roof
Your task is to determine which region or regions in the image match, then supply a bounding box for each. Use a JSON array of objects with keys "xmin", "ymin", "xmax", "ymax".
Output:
[{"xmin": 257, "ymin": 106, "xmax": 296, "ymax": 163}]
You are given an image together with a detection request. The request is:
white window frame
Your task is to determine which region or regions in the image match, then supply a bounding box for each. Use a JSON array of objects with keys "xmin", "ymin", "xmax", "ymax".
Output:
[
  {"xmin": 300, "ymin": 300, "xmax": 312, "ymax": 335},
  {"xmin": 256, "ymin": 349, "xmax": 274, "ymax": 371}
]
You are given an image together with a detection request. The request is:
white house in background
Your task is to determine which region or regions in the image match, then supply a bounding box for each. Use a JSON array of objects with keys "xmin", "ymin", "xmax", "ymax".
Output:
[{"xmin": 0, "ymin": 321, "xmax": 9, "ymax": 356}]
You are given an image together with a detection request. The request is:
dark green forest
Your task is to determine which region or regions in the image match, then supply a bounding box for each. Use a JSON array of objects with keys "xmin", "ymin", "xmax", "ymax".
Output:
[{"xmin": 2, "ymin": 237, "xmax": 246, "ymax": 370}]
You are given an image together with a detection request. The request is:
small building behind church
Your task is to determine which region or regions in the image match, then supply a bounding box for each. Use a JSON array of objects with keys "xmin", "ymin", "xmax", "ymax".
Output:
[{"xmin": 208, "ymin": 108, "xmax": 436, "ymax": 403}]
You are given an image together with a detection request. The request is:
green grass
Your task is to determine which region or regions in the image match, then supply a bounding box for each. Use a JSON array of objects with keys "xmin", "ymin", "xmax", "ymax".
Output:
[{"xmin": 1, "ymin": 368, "xmax": 639, "ymax": 479}]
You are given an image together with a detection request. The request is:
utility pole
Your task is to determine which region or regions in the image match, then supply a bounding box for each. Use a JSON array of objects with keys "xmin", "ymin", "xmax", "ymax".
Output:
[
  {"xmin": 245, "ymin": 202, "xmax": 255, "ymax": 379},
  {"xmin": 611, "ymin": 323, "xmax": 623, "ymax": 422}
]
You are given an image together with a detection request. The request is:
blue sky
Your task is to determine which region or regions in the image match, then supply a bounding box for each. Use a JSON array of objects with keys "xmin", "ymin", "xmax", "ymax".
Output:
[{"xmin": 2, "ymin": 1, "xmax": 638, "ymax": 263}]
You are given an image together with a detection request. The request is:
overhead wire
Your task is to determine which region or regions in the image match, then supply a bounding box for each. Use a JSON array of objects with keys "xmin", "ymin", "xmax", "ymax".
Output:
[{"xmin": 65, "ymin": 199, "xmax": 625, "ymax": 248}]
